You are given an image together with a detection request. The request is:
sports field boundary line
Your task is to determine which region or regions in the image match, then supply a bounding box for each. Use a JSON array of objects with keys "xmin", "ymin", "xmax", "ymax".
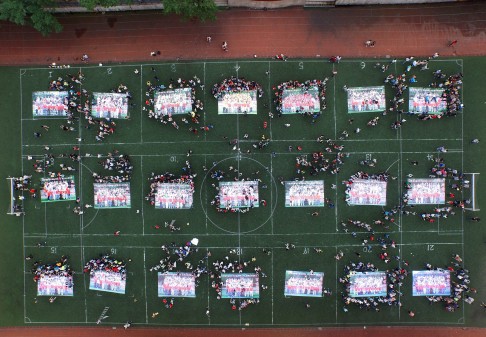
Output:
[
  {"xmin": 203, "ymin": 61, "xmax": 207, "ymax": 143},
  {"xmin": 333, "ymin": 66, "xmax": 339, "ymax": 234},
  {"xmin": 334, "ymin": 246, "xmax": 338, "ymax": 323},
  {"xmin": 140, "ymin": 157, "xmax": 145, "ymax": 236},
  {"xmin": 271, "ymin": 246, "xmax": 274, "ymax": 324},
  {"xmin": 77, "ymin": 68, "xmax": 89, "ymax": 323},
  {"xmin": 234, "ymin": 62, "xmax": 242, "ymax": 308},
  {"xmin": 268, "ymin": 60, "xmax": 274, "ymax": 238},
  {"xmin": 143, "ymin": 248, "xmax": 148, "ymax": 323},
  {"xmin": 397, "ymin": 126, "xmax": 403, "ymax": 321},
  {"xmin": 395, "ymin": 55, "xmax": 402, "ymax": 322},
  {"xmin": 139, "ymin": 64, "xmax": 144, "ymax": 144},
  {"xmin": 23, "ymin": 229, "xmax": 465, "ymax": 237},
  {"xmin": 203, "ymin": 62, "xmax": 209, "ymax": 234},
  {"xmin": 234, "ymin": 61, "xmax": 243, "ymax": 331},
  {"xmin": 22, "ymin": 242, "xmax": 463, "ymax": 249},
  {"xmin": 16, "ymin": 57, "xmax": 472, "ymax": 328},
  {"xmin": 23, "ymin": 320, "xmax": 466, "ymax": 326},
  {"xmin": 21, "ymin": 139, "xmax": 466, "ymax": 148},
  {"xmin": 20, "ymin": 150, "xmax": 467, "ymax": 159},
  {"xmin": 459, "ymin": 58, "xmax": 465, "ymax": 323},
  {"xmin": 206, "ymin": 248, "xmax": 210, "ymax": 326},
  {"xmin": 18, "ymin": 58, "xmax": 467, "ymax": 72},
  {"xmin": 21, "ymin": 117, "xmax": 68, "ymax": 121},
  {"xmin": 20, "ymin": 68, "xmax": 27, "ymax": 325}
]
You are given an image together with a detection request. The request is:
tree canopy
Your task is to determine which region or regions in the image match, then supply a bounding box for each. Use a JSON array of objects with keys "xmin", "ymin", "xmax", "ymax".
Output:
[
  {"xmin": 0, "ymin": 0, "xmax": 219, "ymax": 36},
  {"xmin": 0, "ymin": 0, "xmax": 62, "ymax": 36},
  {"xmin": 162, "ymin": 0, "xmax": 218, "ymax": 22}
]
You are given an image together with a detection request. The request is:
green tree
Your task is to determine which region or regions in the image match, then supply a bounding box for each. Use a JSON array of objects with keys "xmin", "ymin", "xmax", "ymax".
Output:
[
  {"xmin": 0, "ymin": 0, "xmax": 62, "ymax": 36},
  {"xmin": 162, "ymin": 0, "xmax": 218, "ymax": 22},
  {"xmin": 79, "ymin": 0, "xmax": 124, "ymax": 11}
]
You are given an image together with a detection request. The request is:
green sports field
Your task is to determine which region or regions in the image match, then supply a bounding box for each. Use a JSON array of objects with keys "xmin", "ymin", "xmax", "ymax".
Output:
[{"xmin": 0, "ymin": 57, "xmax": 484, "ymax": 327}]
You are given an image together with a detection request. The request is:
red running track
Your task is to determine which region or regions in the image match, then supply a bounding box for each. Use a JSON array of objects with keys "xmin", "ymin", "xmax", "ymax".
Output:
[{"xmin": 0, "ymin": 2, "xmax": 486, "ymax": 65}]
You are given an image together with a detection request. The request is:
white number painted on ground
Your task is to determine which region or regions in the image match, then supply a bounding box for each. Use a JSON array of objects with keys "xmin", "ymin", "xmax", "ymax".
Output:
[
  {"xmin": 170, "ymin": 64, "xmax": 176, "ymax": 73},
  {"xmin": 236, "ymin": 248, "xmax": 242, "ymax": 256},
  {"xmin": 48, "ymin": 71, "xmax": 53, "ymax": 78},
  {"xmin": 427, "ymin": 244, "xmax": 434, "ymax": 251},
  {"xmin": 50, "ymin": 247, "xmax": 57, "ymax": 254},
  {"xmin": 427, "ymin": 154, "xmax": 434, "ymax": 161},
  {"xmin": 303, "ymin": 247, "xmax": 309, "ymax": 254},
  {"xmin": 111, "ymin": 248, "xmax": 117, "ymax": 255},
  {"xmin": 234, "ymin": 64, "xmax": 240, "ymax": 72},
  {"xmin": 107, "ymin": 68, "xmax": 112, "ymax": 75},
  {"xmin": 170, "ymin": 156, "xmax": 177, "ymax": 162},
  {"xmin": 366, "ymin": 153, "xmax": 372, "ymax": 161},
  {"xmin": 363, "ymin": 247, "xmax": 371, "ymax": 253},
  {"xmin": 360, "ymin": 62, "xmax": 366, "ymax": 69},
  {"xmin": 298, "ymin": 62, "xmax": 304, "ymax": 70}
]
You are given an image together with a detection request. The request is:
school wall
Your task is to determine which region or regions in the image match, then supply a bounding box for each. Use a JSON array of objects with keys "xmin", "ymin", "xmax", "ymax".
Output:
[{"xmin": 50, "ymin": 0, "xmax": 468, "ymax": 13}]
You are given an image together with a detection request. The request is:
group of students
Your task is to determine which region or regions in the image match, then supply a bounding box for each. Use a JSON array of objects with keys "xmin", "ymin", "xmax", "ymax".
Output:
[
  {"xmin": 208, "ymin": 164, "xmax": 260, "ymax": 213},
  {"xmin": 145, "ymin": 166, "xmax": 195, "ymax": 208},
  {"xmin": 294, "ymin": 137, "xmax": 345, "ymax": 178},
  {"xmin": 211, "ymin": 76, "xmax": 264, "ymax": 100},
  {"xmin": 210, "ymin": 251, "xmax": 265, "ymax": 311},
  {"xmin": 93, "ymin": 153, "xmax": 133, "ymax": 184},
  {"xmin": 145, "ymin": 76, "xmax": 204, "ymax": 132},
  {"xmin": 83, "ymin": 254, "xmax": 127, "ymax": 280},
  {"xmin": 31, "ymin": 256, "xmax": 74, "ymax": 292},
  {"xmin": 149, "ymin": 240, "xmax": 207, "ymax": 312},
  {"xmin": 423, "ymin": 256, "xmax": 475, "ymax": 312},
  {"xmin": 273, "ymin": 79, "xmax": 327, "ymax": 118},
  {"xmin": 344, "ymin": 171, "xmax": 389, "ymax": 206}
]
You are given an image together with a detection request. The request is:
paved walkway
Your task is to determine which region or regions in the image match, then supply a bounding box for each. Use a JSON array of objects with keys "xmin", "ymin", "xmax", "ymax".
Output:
[{"xmin": 0, "ymin": 2, "xmax": 485, "ymax": 65}]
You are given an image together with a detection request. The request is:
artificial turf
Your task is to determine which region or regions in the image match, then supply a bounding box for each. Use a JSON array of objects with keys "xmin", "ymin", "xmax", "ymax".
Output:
[{"xmin": 0, "ymin": 57, "xmax": 484, "ymax": 327}]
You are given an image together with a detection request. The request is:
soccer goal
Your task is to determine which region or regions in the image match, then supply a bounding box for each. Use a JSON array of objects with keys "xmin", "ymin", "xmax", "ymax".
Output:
[
  {"xmin": 463, "ymin": 173, "xmax": 480, "ymax": 212},
  {"xmin": 6, "ymin": 177, "xmax": 24, "ymax": 216}
]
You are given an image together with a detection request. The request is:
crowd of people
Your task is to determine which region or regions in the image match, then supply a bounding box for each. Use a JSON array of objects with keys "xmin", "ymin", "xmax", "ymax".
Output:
[
  {"xmin": 382, "ymin": 58, "xmax": 463, "ymax": 121},
  {"xmin": 344, "ymin": 171, "xmax": 389, "ymax": 206},
  {"xmin": 211, "ymin": 76, "xmax": 263, "ymax": 100},
  {"xmin": 47, "ymin": 73, "xmax": 83, "ymax": 126},
  {"xmin": 400, "ymin": 147, "xmax": 470, "ymax": 223},
  {"xmin": 294, "ymin": 137, "xmax": 345, "ymax": 178},
  {"xmin": 423, "ymin": 255, "xmax": 475, "ymax": 312},
  {"xmin": 150, "ymin": 240, "xmax": 207, "ymax": 312},
  {"xmin": 273, "ymin": 79, "xmax": 327, "ymax": 119},
  {"xmin": 44, "ymin": 71, "xmax": 126, "ymax": 142},
  {"xmin": 83, "ymin": 254, "xmax": 127, "ymax": 279},
  {"xmin": 93, "ymin": 154, "xmax": 133, "ymax": 184},
  {"xmin": 340, "ymin": 261, "xmax": 407, "ymax": 311},
  {"xmin": 32, "ymin": 256, "xmax": 74, "ymax": 290},
  {"xmin": 208, "ymin": 165, "xmax": 262, "ymax": 213},
  {"xmin": 11, "ymin": 175, "xmax": 33, "ymax": 213},
  {"xmin": 145, "ymin": 165, "xmax": 195, "ymax": 207},
  {"xmin": 89, "ymin": 83, "xmax": 131, "ymax": 141},
  {"xmin": 209, "ymin": 249, "xmax": 266, "ymax": 311},
  {"xmin": 145, "ymin": 77, "xmax": 204, "ymax": 131},
  {"xmin": 337, "ymin": 176, "xmax": 409, "ymax": 312}
]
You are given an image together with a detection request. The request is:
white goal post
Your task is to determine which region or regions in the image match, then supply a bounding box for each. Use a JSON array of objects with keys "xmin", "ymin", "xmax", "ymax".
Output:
[
  {"xmin": 463, "ymin": 173, "xmax": 480, "ymax": 212},
  {"xmin": 6, "ymin": 177, "xmax": 24, "ymax": 216}
]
